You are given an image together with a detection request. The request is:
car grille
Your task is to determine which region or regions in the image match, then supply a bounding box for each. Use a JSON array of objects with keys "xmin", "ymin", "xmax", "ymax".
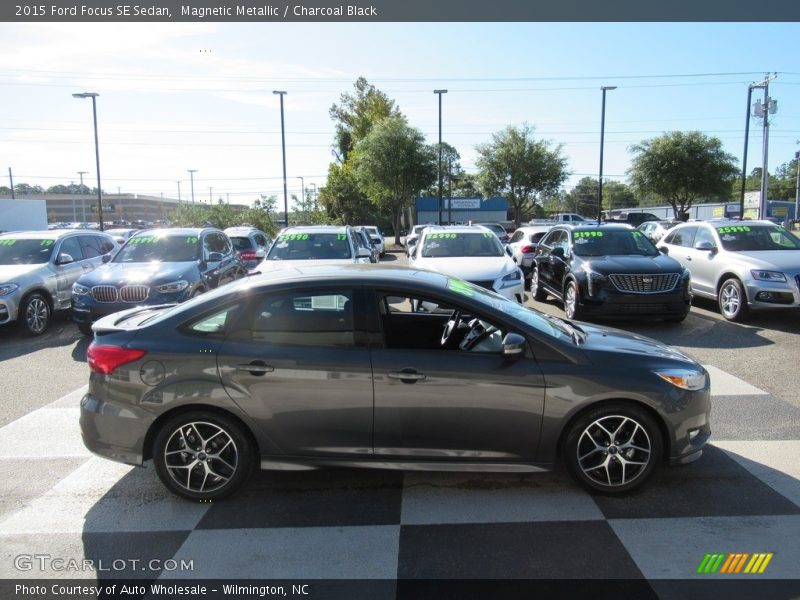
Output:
[
  {"xmin": 469, "ymin": 280, "xmax": 495, "ymax": 291},
  {"xmin": 120, "ymin": 285, "xmax": 149, "ymax": 303},
  {"xmin": 91, "ymin": 286, "xmax": 119, "ymax": 303},
  {"xmin": 609, "ymin": 273, "xmax": 679, "ymax": 294}
]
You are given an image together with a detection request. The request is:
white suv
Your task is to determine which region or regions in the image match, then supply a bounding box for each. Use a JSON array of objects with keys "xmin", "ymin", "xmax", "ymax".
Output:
[
  {"xmin": 409, "ymin": 225, "xmax": 524, "ymax": 303},
  {"xmin": 258, "ymin": 225, "xmax": 373, "ymax": 273}
]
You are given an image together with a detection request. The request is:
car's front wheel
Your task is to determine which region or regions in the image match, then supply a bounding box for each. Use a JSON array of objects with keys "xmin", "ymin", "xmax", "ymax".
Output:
[
  {"xmin": 21, "ymin": 293, "xmax": 51, "ymax": 336},
  {"xmin": 563, "ymin": 280, "xmax": 583, "ymax": 320},
  {"xmin": 564, "ymin": 403, "xmax": 663, "ymax": 494},
  {"xmin": 718, "ymin": 278, "xmax": 749, "ymax": 322},
  {"xmin": 530, "ymin": 268, "xmax": 547, "ymax": 301},
  {"xmin": 153, "ymin": 411, "xmax": 254, "ymax": 501}
]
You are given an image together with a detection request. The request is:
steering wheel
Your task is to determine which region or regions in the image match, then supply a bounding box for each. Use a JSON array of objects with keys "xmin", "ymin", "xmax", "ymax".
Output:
[
  {"xmin": 459, "ymin": 318, "xmax": 499, "ymax": 351},
  {"xmin": 440, "ymin": 310, "xmax": 463, "ymax": 347}
]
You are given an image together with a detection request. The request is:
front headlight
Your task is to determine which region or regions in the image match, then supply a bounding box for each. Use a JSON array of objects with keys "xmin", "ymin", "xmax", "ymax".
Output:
[
  {"xmin": 583, "ymin": 268, "xmax": 607, "ymax": 297},
  {"xmin": 72, "ymin": 283, "xmax": 90, "ymax": 296},
  {"xmin": 498, "ymin": 269, "xmax": 522, "ymax": 289},
  {"xmin": 654, "ymin": 368, "xmax": 707, "ymax": 391},
  {"xmin": 0, "ymin": 283, "xmax": 19, "ymax": 297},
  {"xmin": 750, "ymin": 270, "xmax": 786, "ymax": 282},
  {"xmin": 156, "ymin": 280, "xmax": 189, "ymax": 293}
]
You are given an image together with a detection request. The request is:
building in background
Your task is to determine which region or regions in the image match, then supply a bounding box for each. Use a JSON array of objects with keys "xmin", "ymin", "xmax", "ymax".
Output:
[{"xmin": 415, "ymin": 196, "xmax": 508, "ymax": 226}]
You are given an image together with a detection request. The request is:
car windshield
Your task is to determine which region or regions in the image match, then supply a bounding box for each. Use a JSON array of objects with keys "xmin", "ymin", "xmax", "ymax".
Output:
[
  {"xmin": 0, "ymin": 238, "xmax": 56, "ymax": 265},
  {"xmin": 479, "ymin": 224, "xmax": 505, "ymax": 235},
  {"xmin": 113, "ymin": 233, "xmax": 200, "ymax": 263},
  {"xmin": 572, "ymin": 229, "xmax": 659, "ymax": 257},
  {"xmin": 715, "ymin": 225, "xmax": 800, "ymax": 251},
  {"xmin": 267, "ymin": 232, "xmax": 352, "ymax": 260},
  {"xmin": 421, "ymin": 232, "xmax": 504, "ymax": 258}
]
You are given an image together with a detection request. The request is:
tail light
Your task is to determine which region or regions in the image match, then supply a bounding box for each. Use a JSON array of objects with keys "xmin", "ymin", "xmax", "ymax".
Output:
[
  {"xmin": 87, "ymin": 343, "xmax": 146, "ymax": 375},
  {"xmin": 520, "ymin": 244, "xmax": 536, "ymax": 253},
  {"xmin": 240, "ymin": 250, "xmax": 257, "ymax": 261}
]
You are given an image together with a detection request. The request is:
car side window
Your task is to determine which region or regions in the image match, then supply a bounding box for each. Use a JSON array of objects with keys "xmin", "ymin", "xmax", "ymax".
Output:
[
  {"xmin": 510, "ymin": 231, "xmax": 524, "ymax": 243},
  {"xmin": 78, "ymin": 235, "xmax": 102, "ymax": 259},
  {"xmin": 694, "ymin": 227, "xmax": 716, "ymax": 247},
  {"xmin": 204, "ymin": 233, "xmax": 228, "ymax": 258},
  {"xmin": 97, "ymin": 235, "xmax": 116, "ymax": 254},
  {"xmin": 669, "ymin": 226, "xmax": 698, "ymax": 248},
  {"xmin": 254, "ymin": 234, "xmax": 268, "ymax": 247},
  {"xmin": 234, "ymin": 289, "xmax": 354, "ymax": 347},
  {"xmin": 57, "ymin": 237, "xmax": 82, "ymax": 263}
]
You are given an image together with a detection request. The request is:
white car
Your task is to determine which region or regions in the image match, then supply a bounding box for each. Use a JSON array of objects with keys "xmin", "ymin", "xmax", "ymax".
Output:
[
  {"xmin": 409, "ymin": 225, "xmax": 525, "ymax": 303},
  {"xmin": 405, "ymin": 224, "xmax": 439, "ymax": 257},
  {"xmin": 258, "ymin": 225, "xmax": 373, "ymax": 273},
  {"xmin": 360, "ymin": 225, "xmax": 385, "ymax": 258},
  {"xmin": 507, "ymin": 224, "xmax": 554, "ymax": 284}
]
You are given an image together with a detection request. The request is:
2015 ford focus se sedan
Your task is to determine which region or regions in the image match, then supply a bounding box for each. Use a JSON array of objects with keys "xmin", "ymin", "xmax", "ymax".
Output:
[{"xmin": 79, "ymin": 264, "xmax": 711, "ymax": 501}]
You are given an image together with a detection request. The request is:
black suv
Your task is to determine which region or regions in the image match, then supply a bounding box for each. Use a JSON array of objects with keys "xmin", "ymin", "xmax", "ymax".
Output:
[{"xmin": 531, "ymin": 223, "xmax": 691, "ymax": 321}]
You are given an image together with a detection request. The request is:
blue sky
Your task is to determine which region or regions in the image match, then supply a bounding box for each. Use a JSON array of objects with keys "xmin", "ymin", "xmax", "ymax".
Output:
[{"xmin": 0, "ymin": 22, "xmax": 798, "ymax": 207}]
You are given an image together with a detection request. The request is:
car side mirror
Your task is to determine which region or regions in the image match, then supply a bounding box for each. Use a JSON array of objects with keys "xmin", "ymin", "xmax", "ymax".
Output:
[
  {"xmin": 357, "ymin": 248, "xmax": 372, "ymax": 258},
  {"xmin": 56, "ymin": 253, "xmax": 74, "ymax": 265},
  {"xmin": 551, "ymin": 247, "xmax": 565, "ymax": 259},
  {"xmin": 694, "ymin": 241, "xmax": 716, "ymax": 252},
  {"xmin": 102, "ymin": 254, "xmax": 112, "ymax": 263},
  {"xmin": 658, "ymin": 246, "xmax": 669, "ymax": 255},
  {"xmin": 502, "ymin": 332, "xmax": 527, "ymax": 359},
  {"xmin": 207, "ymin": 251, "xmax": 224, "ymax": 263}
]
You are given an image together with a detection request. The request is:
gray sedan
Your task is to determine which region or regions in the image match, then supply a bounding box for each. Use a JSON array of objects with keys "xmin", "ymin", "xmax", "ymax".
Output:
[{"xmin": 80, "ymin": 264, "xmax": 710, "ymax": 501}]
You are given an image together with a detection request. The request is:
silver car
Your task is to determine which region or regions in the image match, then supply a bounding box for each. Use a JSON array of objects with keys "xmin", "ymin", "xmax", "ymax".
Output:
[
  {"xmin": 507, "ymin": 225, "xmax": 553, "ymax": 284},
  {"xmin": 0, "ymin": 230, "xmax": 117, "ymax": 335},
  {"xmin": 659, "ymin": 219, "xmax": 800, "ymax": 321}
]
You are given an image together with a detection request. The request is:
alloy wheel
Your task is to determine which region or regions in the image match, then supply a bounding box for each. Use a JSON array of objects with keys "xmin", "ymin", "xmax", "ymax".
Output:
[
  {"xmin": 163, "ymin": 421, "xmax": 239, "ymax": 494},
  {"xmin": 576, "ymin": 415, "xmax": 651, "ymax": 488},
  {"xmin": 25, "ymin": 297, "xmax": 49, "ymax": 335}
]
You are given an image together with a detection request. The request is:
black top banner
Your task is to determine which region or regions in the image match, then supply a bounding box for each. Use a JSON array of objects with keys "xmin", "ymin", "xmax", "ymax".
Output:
[{"xmin": 4, "ymin": 0, "xmax": 800, "ymax": 22}]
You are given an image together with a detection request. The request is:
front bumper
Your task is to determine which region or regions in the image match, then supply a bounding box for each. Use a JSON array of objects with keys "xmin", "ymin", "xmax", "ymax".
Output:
[
  {"xmin": 0, "ymin": 296, "xmax": 19, "ymax": 325},
  {"xmin": 744, "ymin": 278, "xmax": 800, "ymax": 311},
  {"xmin": 579, "ymin": 279, "xmax": 692, "ymax": 319}
]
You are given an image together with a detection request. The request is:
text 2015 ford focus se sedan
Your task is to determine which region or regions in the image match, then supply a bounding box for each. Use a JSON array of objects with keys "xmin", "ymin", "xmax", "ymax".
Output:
[{"xmin": 80, "ymin": 264, "xmax": 710, "ymax": 501}]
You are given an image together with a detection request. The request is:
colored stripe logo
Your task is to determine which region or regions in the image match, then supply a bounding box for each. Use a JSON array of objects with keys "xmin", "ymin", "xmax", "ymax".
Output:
[{"xmin": 696, "ymin": 553, "xmax": 773, "ymax": 574}]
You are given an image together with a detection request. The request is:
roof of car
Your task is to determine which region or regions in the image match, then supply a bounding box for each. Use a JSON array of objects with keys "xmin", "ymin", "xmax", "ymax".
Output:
[
  {"xmin": 132, "ymin": 227, "xmax": 215, "ymax": 236},
  {"xmin": 0, "ymin": 229, "xmax": 111, "ymax": 240},
  {"xmin": 421, "ymin": 225, "xmax": 491, "ymax": 235},
  {"xmin": 224, "ymin": 226, "xmax": 266, "ymax": 235},
  {"xmin": 248, "ymin": 263, "xmax": 449, "ymax": 289},
  {"xmin": 673, "ymin": 219, "xmax": 776, "ymax": 228},
  {"xmin": 281, "ymin": 225, "xmax": 349, "ymax": 233},
  {"xmin": 556, "ymin": 222, "xmax": 633, "ymax": 230}
]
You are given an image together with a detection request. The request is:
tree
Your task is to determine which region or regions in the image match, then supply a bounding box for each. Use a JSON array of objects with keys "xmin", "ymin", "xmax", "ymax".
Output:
[
  {"xmin": 422, "ymin": 142, "xmax": 465, "ymax": 197},
  {"xmin": 318, "ymin": 162, "xmax": 374, "ymax": 225},
  {"xmin": 628, "ymin": 131, "xmax": 738, "ymax": 219},
  {"xmin": 13, "ymin": 183, "xmax": 44, "ymax": 195},
  {"xmin": 475, "ymin": 124, "xmax": 569, "ymax": 227},
  {"xmin": 604, "ymin": 181, "xmax": 637, "ymax": 212},
  {"xmin": 352, "ymin": 116, "xmax": 437, "ymax": 246},
  {"xmin": 566, "ymin": 177, "xmax": 601, "ymax": 216},
  {"xmin": 329, "ymin": 77, "xmax": 401, "ymax": 164}
]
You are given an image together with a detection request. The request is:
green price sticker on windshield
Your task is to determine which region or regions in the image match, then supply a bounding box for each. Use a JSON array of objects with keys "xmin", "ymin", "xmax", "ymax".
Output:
[
  {"xmin": 717, "ymin": 226, "xmax": 750, "ymax": 234},
  {"xmin": 447, "ymin": 278, "xmax": 475, "ymax": 297},
  {"xmin": 574, "ymin": 231, "xmax": 604, "ymax": 239},
  {"xmin": 277, "ymin": 233, "xmax": 310, "ymax": 242},
  {"xmin": 186, "ymin": 236, "xmax": 198, "ymax": 244},
  {"xmin": 337, "ymin": 234, "xmax": 347, "ymax": 240},
  {"xmin": 0, "ymin": 239, "xmax": 17, "ymax": 246},
  {"xmin": 428, "ymin": 233, "xmax": 457, "ymax": 240}
]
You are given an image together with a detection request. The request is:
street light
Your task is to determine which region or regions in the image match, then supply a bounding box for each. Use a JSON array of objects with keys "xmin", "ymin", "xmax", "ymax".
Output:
[
  {"xmin": 434, "ymin": 89, "xmax": 448, "ymax": 224},
  {"xmin": 597, "ymin": 86, "xmax": 616, "ymax": 223},
  {"xmin": 273, "ymin": 90, "xmax": 288, "ymax": 227},
  {"xmin": 77, "ymin": 171, "xmax": 87, "ymax": 220},
  {"xmin": 72, "ymin": 92, "xmax": 104, "ymax": 231},
  {"xmin": 188, "ymin": 170, "xmax": 197, "ymax": 203}
]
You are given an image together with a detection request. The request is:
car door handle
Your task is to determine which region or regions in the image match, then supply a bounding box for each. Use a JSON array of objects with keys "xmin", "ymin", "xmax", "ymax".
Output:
[
  {"xmin": 388, "ymin": 369, "xmax": 426, "ymax": 384},
  {"xmin": 685, "ymin": 256, "xmax": 692, "ymax": 261},
  {"xmin": 236, "ymin": 361, "xmax": 274, "ymax": 375}
]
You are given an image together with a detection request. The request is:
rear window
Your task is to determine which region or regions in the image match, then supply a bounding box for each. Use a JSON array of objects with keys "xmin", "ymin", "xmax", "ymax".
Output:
[
  {"xmin": 267, "ymin": 232, "xmax": 352, "ymax": 260},
  {"xmin": 230, "ymin": 236, "xmax": 255, "ymax": 252}
]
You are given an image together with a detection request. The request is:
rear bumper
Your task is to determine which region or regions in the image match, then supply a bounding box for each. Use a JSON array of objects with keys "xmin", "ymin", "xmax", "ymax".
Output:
[{"xmin": 80, "ymin": 392, "xmax": 151, "ymax": 466}]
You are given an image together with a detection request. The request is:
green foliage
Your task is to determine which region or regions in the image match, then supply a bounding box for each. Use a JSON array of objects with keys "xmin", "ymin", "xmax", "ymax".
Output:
[
  {"xmin": 329, "ymin": 77, "xmax": 401, "ymax": 164},
  {"xmin": 475, "ymin": 123, "xmax": 569, "ymax": 227},
  {"xmin": 422, "ymin": 143, "xmax": 465, "ymax": 197},
  {"xmin": 169, "ymin": 194, "xmax": 278, "ymax": 236},
  {"xmin": 352, "ymin": 116, "xmax": 437, "ymax": 245},
  {"xmin": 628, "ymin": 131, "xmax": 738, "ymax": 219},
  {"xmin": 318, "ymin": 162, "xmax": 373, "ymax": 225}
]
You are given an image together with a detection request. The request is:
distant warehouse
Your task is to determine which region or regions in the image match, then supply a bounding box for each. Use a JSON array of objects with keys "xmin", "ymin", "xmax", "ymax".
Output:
[{"xmin": 415, "ymin": 196, "xmax": 508, "ymax": 225}]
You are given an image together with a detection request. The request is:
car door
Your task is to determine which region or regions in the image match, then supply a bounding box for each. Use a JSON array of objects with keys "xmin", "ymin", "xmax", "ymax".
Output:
[
  {"xmin": 536, "ymin": 229, "xmax": 568, "ymax": 296},
  {"xmin": 661, "ymin": 226, "xmax": 698, "ymax": 287},
  {"xmin": 216, "ymin": 287, "xmax": 374, "ymax": 457},
  {"xmin": 202, "ymin": 232, "xmax": 238, "ymax": 288},
  {"xmin": 368, "ymin": 290, "xmax": 546, "ymax": 461},
  {"xmin": 52, "ymin": 236, "xmax": 86, "ymax": 309},
  {"xmin": 686, "ymin": 225, "xmax": 720, "ymax": 296}
]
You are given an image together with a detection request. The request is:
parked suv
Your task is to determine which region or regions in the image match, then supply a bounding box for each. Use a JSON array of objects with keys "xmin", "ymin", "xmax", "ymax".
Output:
[
  {"xmin": 224, "ymin": 226, "xmax": 272, "ymax": 270},
  {"xmin": 259, "ymin": 225, "xmax": 373, "ymax": 273},
  {"xmin": 72, "ymin": 228, "xmax": 245, "ymax": 335},
  {"xmin": 532, "ymin": 223, "xmax": 691, "ymax": 321},
  {"xmin": 659, "ymin": 219, "xmax": 800, "ymax": 321},
  {"xmin": 0, "ymin": 230, "xmax": 117, "ymax": 335}
]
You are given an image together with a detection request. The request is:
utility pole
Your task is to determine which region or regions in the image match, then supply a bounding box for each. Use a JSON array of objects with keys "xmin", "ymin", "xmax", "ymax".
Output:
[
  {"xmin": 71, "ymin": 181, "xmax": 76, "ymax": 222},
  {"xmin": 7, "ymin": 168, "xmax": 14, "ymax": 199},
  {"xmin": 209, "ymin": 187, "xmax": 213, "ymax": 203},
  {"xmin": 447, "ymin": 157, "xmax": 453, "ymax": 225},
  {"xmin": 177, "ymin": 181, "xmax": 181, "ymax": 202},
  {"xmin": 188, "ymin": 170, "xmax": 197, "ymax": 203},
  {"xmin": 753, "ymin": 73, "xmax": 777, "ymax": 220},
  {"xmin": 78, "ymin": 171, "xmax": 87, "ymax": 220},
  {"xmin": 273, "ymin": 90, "xmax": 288, "ymax": 228},
  {"xmin": 433, "ymin": 89, "xmax": 447, "ymax": 225},
  {"xmin": 597, "ymin": 86, "xmax": 616, "ymax": 223},
  {"xmin": 794, "ymin": 144, "xmax": 799, "ymax": 225},
  {"xmin": 739, "ymin": 83, "xmax": 755, "ymax": 221}
]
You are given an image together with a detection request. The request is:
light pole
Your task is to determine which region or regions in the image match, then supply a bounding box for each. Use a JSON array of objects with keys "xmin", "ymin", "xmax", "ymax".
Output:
[
  {"xmin": 273, "ymin": 90, "xmax": 288, "ymax": 227},
  {"xmin": 597, "ymin": 86, "xmax": 616, "ymax": 223},
  {"xmin": 297, "ymin": 176, "xmax": 305, "ymax": 204},
  {"xmin": 739, "ymin": 83, "xmax": 756, "ymax": 221},
  {"xmin": 188, "ymin": 170, "xmax": 197, "ymax": 203},
  {"xmin": 177, "ymin": 181, "xmax": 181, "ymax": 202},
  {"xmin": 794, "ymin": 146, "xmax": 799, "ymax": 225},
  {"xmin": 434, "ymin": 89, "xmax": 447, "ymax": 224},
  {"xmin": 77, "ymin": 171, "xmax": 87, "ymax": 220},
  {"xmin": 72, "ymin": 92, "xmax": 104, "ymax": 231}
]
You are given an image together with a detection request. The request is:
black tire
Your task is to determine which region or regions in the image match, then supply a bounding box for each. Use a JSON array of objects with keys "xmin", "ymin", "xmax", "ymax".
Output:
[
  {"xmin": 20, "ymin": 292, "xmax": 51, "ymax": 336},
  {"xmin": 563, "ymin": 280, "xmax": 583, "ymax": 320},
  {"xmin": 190, "ymin": 287, "xmax": 205, "ymax": 299},
  {"xmin": 718, "ymin": 278, "xmax": 749, "ymax": 322},
  {"xmin": 564, "ymin": 403, "xmax": 663, "ymax": 494},
  {"xmin": 77, "ymin": 323, "xmax": 94, "ymax": 336},
  {"xmin": 530, "ymin": 268, "xmax": 547, "ymax": 301},
  {"xmin": 153, "ymin": 410, "xmax": 254, "ymax": 501}
]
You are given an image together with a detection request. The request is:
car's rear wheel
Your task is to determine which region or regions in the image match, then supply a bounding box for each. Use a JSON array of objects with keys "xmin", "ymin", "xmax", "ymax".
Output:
[
  {"xmin": 530, "ymin": 268, "xmax": 547, "ymax": 301},
  {"xmin": 21, "ymin": 293, "xmax": 51, "ymax": 336},
  {"xmin": 718, "ymin": 278, "xmax": 749, "ymax": 322},
  {"xmin": 563, "ymin": 280, "xmax": 583, "ymax": 320},
  {"xmin": 564, "ymin": 403, "xmax": 663, "ymax": 494},
  {"xmin": 77, "ymin": 323, "xmax": 94, "ymax": 336},
  {"xmin": 153, "ymin": 411, "xmax": 254, "ymax": 501}
]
